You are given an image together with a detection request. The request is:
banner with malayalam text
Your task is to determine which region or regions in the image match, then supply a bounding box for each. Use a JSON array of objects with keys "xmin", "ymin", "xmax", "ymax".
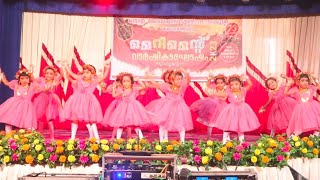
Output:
[{"xmin": 112, "ymin": 17, "xmax": 244, "ymax": 80}]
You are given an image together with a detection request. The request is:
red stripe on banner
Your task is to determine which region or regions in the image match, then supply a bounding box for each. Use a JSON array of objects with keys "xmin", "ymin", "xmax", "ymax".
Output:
[
  {"xmin": 39, "ymin": 56, "xmax": 49, "ymax": 77},
  {"xmin": 74, "ymin": 46, "xmax": 85, "ymax": 66},
  {"xmin": 194, "ymin": 82, "xmax": 207, "ymax": 97},
  {"xmin": 105, "ymin": 49, "xmax": 112, "ymax": 61},
  {"xmin": 246, "ymin": 56, "xmax": 266, "ymax": 80},
  {"xmin": 286, "ymin": 50, "xmax": 301, "ymax": 73},
  {"xmin": 19, "ymin": 57, "xmax": 27, "ymax": 69},
  {"xmin": 42, "ymin": 43, "xmax": 65, "ymax": 81},
  {"xmin": 286, "ymin": 61, "xmax": 295, "ymax": 78}
]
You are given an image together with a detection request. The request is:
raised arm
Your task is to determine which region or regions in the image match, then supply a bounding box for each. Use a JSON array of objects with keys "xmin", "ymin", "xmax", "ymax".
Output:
[
  {"xmin": 65, "ymin": 66, "xmax": 81, "ymax": 80},
  {"xmin": 97, "ymin": 62, "xmax": 111, "ymax": 83},
  {"xmin": 0, "ymin": 70, "xmax": 10, "ymax": 87},
  {"xmin": 181, "ymin": 69, "xmax": 191, "ymax": 84},
  {"xmin": 145, "ymin": 72, "xmax": 161, "ymax": 89},
  {"xmin": 64, "ymin": 67, "xmax": 77, "ymax": 85},
  {"xmin": 134, "ymin": 78, "xmax": 147, "ymax": 91},
  {"xmin": 112, "ymin": 85, "xmax": 123, "ymax": 98}
]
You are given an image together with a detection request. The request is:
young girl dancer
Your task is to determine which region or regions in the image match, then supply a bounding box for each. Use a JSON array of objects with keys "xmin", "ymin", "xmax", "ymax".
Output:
[
  {"xmin": 107, "ymin": 72, "xmax": 153, "ymax": 139},
  {"xmin": 285, "ymin": 72, "xmax": 320, "ymax": 136},
  {"xmin": 0, "ymin": 68, "xmax": 38, "ymax": 132},
  {"xmin": 190, "ymin": 74, "xmax": 228, "ymax": 140},
  {"xmin": 33, "ymin": 66, "xmax": 64, "ymax": 140},
  {"xmin": 259, "ymin": 75, "xmax": 297, "ymax": 136},
  {"xmin": 145, "ymin": 70, "xmax": 173, "ymax": 142},
  {"xmin": 215, "ymin": 75, "xmax": 260, "ymax": 143},
  {"xmin": 146, "ymin": 69, "xmax": 193, "ymax": 143},
  {"xmin": 64, "ymin": 63, "xmax": 110, "ymax": 140}
]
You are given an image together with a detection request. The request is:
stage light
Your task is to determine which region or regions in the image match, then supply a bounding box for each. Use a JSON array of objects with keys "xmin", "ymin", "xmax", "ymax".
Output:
[
  {"xmin": 241, "ymin": 0, "xmax": 250, "ymax": 3},
  {"xmin": 116, "ymin": 172, "xmax": 122, "ymax": 178}
]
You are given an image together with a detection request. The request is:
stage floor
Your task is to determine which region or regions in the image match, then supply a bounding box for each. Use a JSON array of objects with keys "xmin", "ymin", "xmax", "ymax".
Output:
[{"xmin": 41, "ymin": 129, "xmax": 261, "ymax": 142}]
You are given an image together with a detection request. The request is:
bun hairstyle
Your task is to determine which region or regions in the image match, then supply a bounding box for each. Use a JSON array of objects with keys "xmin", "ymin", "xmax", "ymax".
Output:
[
  {"xmin": 171, "ymin": 70, "xmax": 183, "ymax": 79},
  {"xmin": 161, "ymin": 70, "xmax": 173, "ymax": 83},
  {"xmin": 228, "ymin": 74, "xmax": 242, "ymax": 86},
  {"xmin": 43, "ymin": 66, "xmax": 58, "ymax": 74},
  {"xmin": 213, "ymin": 74, "xmax": 227, "ymax": 84},
  {"xmin": 82, "ymin": 64, "xmax": 96, "ymax": 75},
  {"xmin": 119, "ymin": 72, "xmax": 134, "ymax": 85},
  {"xmin": 264, "ymin": 76, "xmax": 277, "ymax": 89},
  {"xmin": 16, "ymin": 68, "xmax": 33, "ymax": 82},
  {"xmin": 295, "ymin": 72, "xmax": 312, "ymax": 84}
]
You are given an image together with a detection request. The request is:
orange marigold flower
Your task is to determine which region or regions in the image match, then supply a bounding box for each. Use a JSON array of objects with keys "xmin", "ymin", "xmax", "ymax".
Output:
[
  {"xmin": 215, "ymin": 152, "xmax": 223, "ymax": 161},
  {"xmin": 56, "ymin": 146, "xmax": 64, "ymax": 154},
  {"xmin": 22, "ymin": 144, "xmax": 30, "ymax": 151},
  {"xmin": 166, "ymin": 145, "xmax": 173, "ymax": 151},
  {"xmin": 56, "ymin": 140, "xmax": 64, "ymax": 147},
  {"xmin": 0, "ymin": 131, "xmax": 6, "ymax": 135},
  {"xmin": 117, "ymin": 138, "xmax": 125, "ymax": 144},
  {"xmin": 59, "ymin": 155, "xmax": 66, "ymax": 163},
  {"xmin": 266, "ymin": 148, "xmax": 274, "ymax": 154},
  {"xmin": 313, "ymin": 148, "xmax": 319, "ymax": 155},
  {"xmin": 25, "ymin": 155, "xmax": 34, "ymax": 164},
  {"xmin": 171, "ymin": 140, "xmax": 180, "ymax": 145},
  {"xmin": 307, "ymin": 141, "xmax": 314, "ymax": 147},
  {"xmin": 301, "ymin": 137, "xmax": 309, "ymax": 142},
  {"xmin": 91, "ymin": 144, "xmax": 99, "ymax": 151},
  {"xmin": 91, "ymin": 154, "xmax": 100, "ymax": 163},
  {"xmin": 113, "ymin": 143, "xmax": 120, "ymax": 150},
  {"xmin": 21, "ymin": 138, "xmax": 28, "ymax": 144},
  {"xmin": 19, "ymin": 135, "xmax": 25, "ymax": 139},
  {"xmin": 90, "ymin": 138, "xmax": 97, "ymax": 143},
  {"xmin": 139, "ymin": 139, "xmax": 147, "ymax": 144},
  {"xmin": 261, "ymin": 156, "xmax": 269, "ymax": 164},
  {"xmin": 226, "ymin": 142, "xmax": 233, "ymax": 148},
  {"xmin": 276, "ymin": 136, "xmax": 286, "ymax": 142}
]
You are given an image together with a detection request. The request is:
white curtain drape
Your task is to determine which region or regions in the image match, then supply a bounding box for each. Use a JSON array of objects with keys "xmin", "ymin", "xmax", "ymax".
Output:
[{"xmin": 20, "ymin": 13, "xmax": 320, "ymax": 79}]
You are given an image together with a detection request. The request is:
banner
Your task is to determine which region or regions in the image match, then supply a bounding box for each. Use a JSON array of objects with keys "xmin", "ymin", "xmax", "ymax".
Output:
[{"xmin": 112, "ymin": 17, "xmax": 244, "ymax": 81}]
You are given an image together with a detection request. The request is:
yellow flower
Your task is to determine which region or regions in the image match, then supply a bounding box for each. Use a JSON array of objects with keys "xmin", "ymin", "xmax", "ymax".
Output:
[
  {"xmin": 205, "ymin": 148, "xmax": 213, "ymax": 155},
  {"xmin": 19, "ymin": 129, "xmax": 25, "ymax": 133},
  {"xmin": 301, "ymin": 148, "xmax": 308, "ymax": 154},
  {"xmin": 33, "ymin": 139, "xmax": 40, "ymax": 145},
  {"xmin": 226, "ymin": 142, "xmax": 233, "ymax": 148},
  {"xmin": 128, "ymin": 139, "xmax": 135, "ymax": 144},
  {"xmin": 207, "ymin": 140, "xmax": 213, "ymax": 146},
  {"xmin": 251, "ymin": 156, "xmax": 257, "ymax": 163},
  {"xmin": 269, "ymin": 140, "xmax": 277, "ymax": 147},
  {"xmin": 292, "ymin": 136, "xmax": 299, "ymax": 142},
  {"xmin": 35, "ymin": 145, "xmax": 42, "ymax": 151},
  {"xmin": 254, "ymin": 149, "xmax": 261, "ymax": 156},
  {"xmin": 91, "ymin": 154, "xmax": 100, "ymax": 163},
  {"xmin": 126, "ymin": 144, "xmax": 132, "ymax": 150},
  {"xmin": 14, "ymin": 135, "xmax": 19, "ymax": 139},
  {"xmin": 295, "ymin": 141, "xmax": 301, "ymax": 147},
  {"xmin": 307, "ymin": 141, "xmax": 314, "ymax": 147},
  {"xmin": 0, "ymin": 146, "xmax": 3, "ymax": 152},
  {"xmin": 3, "ymin": 156, "xmax": 10, "ymax": 163},
  {"xmin": 100, "ymin": 139, "xmax": 108, "ymax": 145},
  {"xmin": 101, "ymin": 145, "xmax": 110, "ymax": 152},
  {"xmin": 68, "ymin": 139, "xmax": 75, "ymax": 145},
  {"xmin": 220, "ymin": 147, "xmax": 228, "ymax": 154},
  {"xmin": 22, "ymin": 144, "xmax": 30, "ymax": 151},
  {"xmin": 91, "ymin": 144, "xmax": 99, "ymax": 151},
  {"xmin": 67, "ymin": 144, "xmax": 74, "ymax": 151},
  {"xmin": 258, "ymin": 143, "xmax": 263, "ymax": 147},
  {"xmin": 37, "ymin": 154, "xmax": 44, "ymax": 161},
  {"xmin": 67, "ymin": 155, "xmax": 76, "ymax": 163},
  {"xmin": 202, "ymin": 156, "xmax": 209, "ymax": 164},
  {"xmin": 155, "ymin": 145, "xmax": 162, "ymax": 151},
  {"xmin": 113, "ymin": 143, "xmax": 120, "ymax": 150},
  {"xmin": 162, "ymin": 140, "xmax": 169, "ymax": 143}
]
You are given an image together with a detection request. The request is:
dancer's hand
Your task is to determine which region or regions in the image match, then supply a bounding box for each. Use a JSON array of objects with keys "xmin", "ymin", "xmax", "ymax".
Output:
[{"xmin": 258, "ymin": 107, "xmax": 266, "ymax": 114}]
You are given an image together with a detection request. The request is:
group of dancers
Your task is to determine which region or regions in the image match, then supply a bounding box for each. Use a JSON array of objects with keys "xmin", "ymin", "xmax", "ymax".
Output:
[{"xmin": 0, "ymin": 61, "xmax": 320, "ymax": 143}]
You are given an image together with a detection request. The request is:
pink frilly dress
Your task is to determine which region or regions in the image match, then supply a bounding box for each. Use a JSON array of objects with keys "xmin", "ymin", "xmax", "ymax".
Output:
[
  {"xmin": 287, "ymin": 85, "xmax": 320, "ymax": 135},
  {"xmin": 0, "ymin": 80, "xmax": 38, "ymax": 128},
  {"xmin": 145, "ymin": 81, "xmax": 193, "ymax": 132},
  {"xmin": 215, "ymin": 87, "xmax": 260, "ymax": 132}
]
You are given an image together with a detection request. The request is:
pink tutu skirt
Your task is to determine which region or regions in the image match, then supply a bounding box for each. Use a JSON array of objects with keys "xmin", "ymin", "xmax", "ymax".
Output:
[
  {"xmin": 267, "ymin": 97, "xmax": 297, "ymax": 130},
  {"xmin": 287, "ymin": 100, "xmax": 320, "ymax": 135},
  {"xmin": 108, "ymin": 99, "xmax": 155, "ymax": 128},
  {"xmin": 0, "ymin": 97, "xmax": 37, "ymax": 129},
  {"xmin": 63, "ymin": 92, "xmax": 103, "ymax": 123},
  {"xmin": 33, "ymin": 92, "xmax": 64, "ymax": 121},
  {"xmin": 146, "ymin": 97, "xmax": 193, "ymax": 132},
  {"xmin": 215, "ymin": 102, "xmax": 260, "ymax": 132},
  {"xmin": 102, "ymin": 99, "xmax": 121, "ymax": 127},
  {"xmin": 190, "ymin": 97, "xmax": 227, "ymax": 127}
]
